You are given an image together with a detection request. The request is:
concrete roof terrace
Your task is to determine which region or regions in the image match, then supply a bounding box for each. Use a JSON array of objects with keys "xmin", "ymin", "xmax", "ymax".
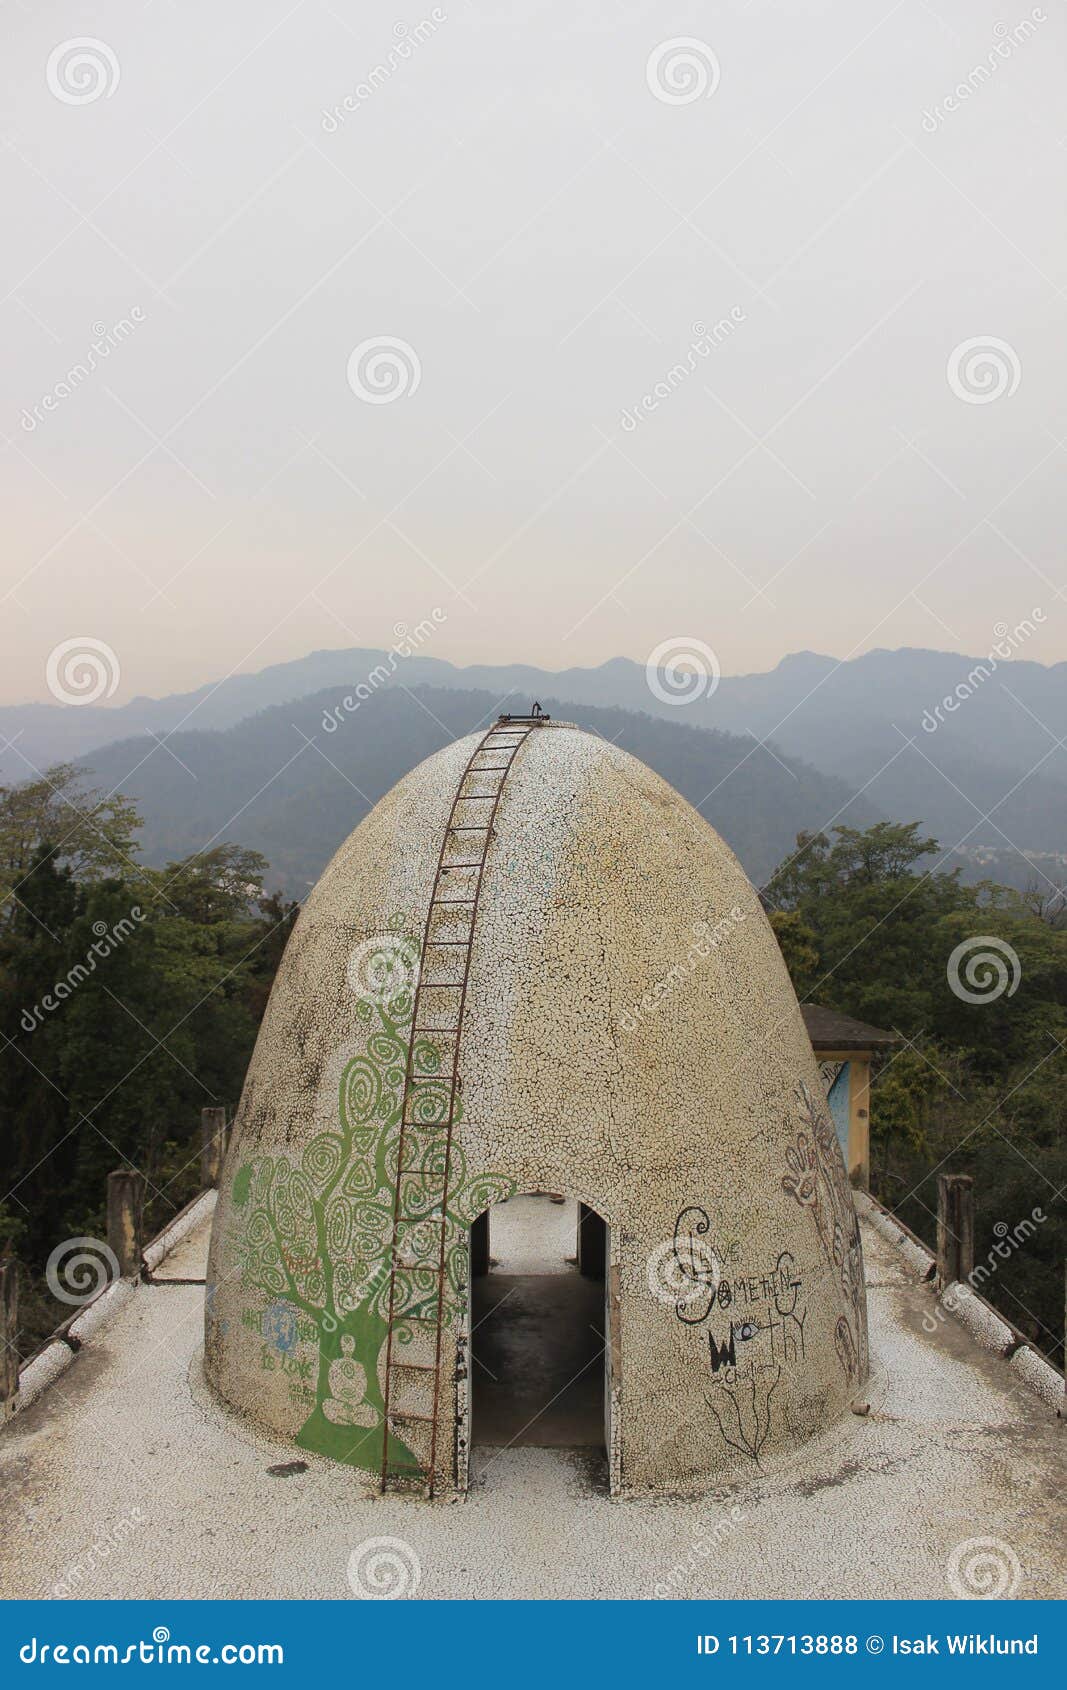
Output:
[{"xmin": 0, "ymin": 1194, "xmax": 1063, "ymax": 1602}]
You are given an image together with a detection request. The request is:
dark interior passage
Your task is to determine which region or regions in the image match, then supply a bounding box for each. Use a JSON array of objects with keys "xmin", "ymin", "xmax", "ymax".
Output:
[
  {"xmin": 469, "ymin": 1195, "xmax": 606, "ymax": 1449},
  {"xmin": 471, "ymin": 1271, "xmax": 604, "ymax": 1447}
]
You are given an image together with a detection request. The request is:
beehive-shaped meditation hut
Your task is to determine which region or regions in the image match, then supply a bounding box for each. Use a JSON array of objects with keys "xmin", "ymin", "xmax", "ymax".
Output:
[{"xmin": 205, "ymin": 716, "xmax": 868, "ymax": 1495}]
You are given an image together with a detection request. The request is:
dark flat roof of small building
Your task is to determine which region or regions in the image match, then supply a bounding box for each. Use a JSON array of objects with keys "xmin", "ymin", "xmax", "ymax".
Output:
[{"xmin": 801, "ymin": 1003, "xmax": 900, "ymax": 1052}]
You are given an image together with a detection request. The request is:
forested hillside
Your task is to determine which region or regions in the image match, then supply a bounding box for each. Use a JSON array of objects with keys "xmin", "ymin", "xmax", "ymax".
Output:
[
  {"xmin": 0, "ymin": 767, "xmax": 297, "ymax": 1350},
  {"xmin": 71, "ymin": 685, "xmax": 873, "ymax": 892}
]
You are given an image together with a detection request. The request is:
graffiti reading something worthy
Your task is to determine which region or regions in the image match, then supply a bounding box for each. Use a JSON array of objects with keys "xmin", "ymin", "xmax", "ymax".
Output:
[{"xmin": 666, "ymin": 1078, "xmax": 863, "ymax": 1466}]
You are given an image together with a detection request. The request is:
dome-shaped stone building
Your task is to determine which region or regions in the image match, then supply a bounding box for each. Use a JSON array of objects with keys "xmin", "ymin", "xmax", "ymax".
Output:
[{"xmin": 205, "ymin": 715, "xmax": 868, "ymax": 1496}]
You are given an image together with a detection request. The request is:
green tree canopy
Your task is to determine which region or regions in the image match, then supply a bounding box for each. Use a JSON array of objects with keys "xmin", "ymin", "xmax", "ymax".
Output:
[{"xmin": 765, "ymin": 820, "xmax": 1067, "ymax": 1366}]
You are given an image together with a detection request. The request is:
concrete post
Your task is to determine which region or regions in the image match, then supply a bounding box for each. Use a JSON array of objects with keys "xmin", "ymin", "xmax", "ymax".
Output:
[
  {"xmin": 936, "ymin": 1173, "xmax": 974, "ymax": 1287},
  {"xmin": 200, "ymin": 1107, "xmax": 227, "ymax": 1188},
  {"xmin": 107, "ymin": 1169, "xmax": 145, "ymax": 1278},
  {"xmin": 1, "ymin": 1259, "xmax": 18, "ymax": 1423}
]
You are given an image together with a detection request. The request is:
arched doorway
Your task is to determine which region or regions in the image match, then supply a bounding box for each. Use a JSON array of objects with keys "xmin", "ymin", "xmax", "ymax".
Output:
[{"xmin": 463, "ymin": 1194, "xmax": 613, "ymax": 1486}]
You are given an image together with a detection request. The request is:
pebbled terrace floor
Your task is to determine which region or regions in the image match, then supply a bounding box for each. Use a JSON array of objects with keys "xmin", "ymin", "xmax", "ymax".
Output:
[{"xmin": 0, "ymin": 1196, "xmax": 1064, "ymax": 1601}]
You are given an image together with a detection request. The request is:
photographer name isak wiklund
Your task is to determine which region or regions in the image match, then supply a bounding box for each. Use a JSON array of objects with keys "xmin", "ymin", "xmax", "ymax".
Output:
[{"xmin": 695, "ymin": 1633, "xmax": 1039, "ymax": 1656}]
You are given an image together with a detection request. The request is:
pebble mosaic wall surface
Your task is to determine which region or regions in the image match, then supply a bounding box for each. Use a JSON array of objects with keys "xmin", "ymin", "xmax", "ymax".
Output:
[{"xmin": 205, "ymin": 724, "xmax": 869, "ymax": 1494}]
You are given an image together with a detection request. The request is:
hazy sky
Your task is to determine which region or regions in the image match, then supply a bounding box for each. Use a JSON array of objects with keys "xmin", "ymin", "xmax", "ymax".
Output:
[{"xmin": 3, "ymin": 0, "xmax": 1066, "ymax": 706}]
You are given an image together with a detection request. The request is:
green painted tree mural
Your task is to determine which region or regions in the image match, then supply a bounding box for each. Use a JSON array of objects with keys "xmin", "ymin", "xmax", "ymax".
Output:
[{"xmin": 227, "ymin": 928, "xmax": 514, "ymax": 1472}]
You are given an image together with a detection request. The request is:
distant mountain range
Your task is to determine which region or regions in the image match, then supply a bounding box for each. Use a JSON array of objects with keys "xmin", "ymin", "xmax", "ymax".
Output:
[
  {"xmin": 4, "ymin": 643, "xmax": 1066, "ymax": 893},
  {"xmin": 68, "ymin": 685, "xmax": 872, "ymax": 895}
]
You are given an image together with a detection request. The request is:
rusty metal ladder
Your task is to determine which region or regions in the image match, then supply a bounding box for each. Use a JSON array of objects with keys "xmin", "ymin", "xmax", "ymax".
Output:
[{"xmin": 380, "ymin": 714, "xmax": 547, "ymax": 1494}]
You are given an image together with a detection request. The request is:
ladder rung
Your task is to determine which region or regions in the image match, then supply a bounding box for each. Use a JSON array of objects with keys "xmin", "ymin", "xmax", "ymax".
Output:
[
  {"xmin": 431, "ymin": 896, "xmax": 476, "ymax": 906},
  {"xmin": 387, "ymin": 1410, "xmax": 436, "ymax": 1425},
  {"xmin": 440, "ymin": 861, "xmax": 482, "ymax": 869},
  {"xmin": 389, "ymin": 1360, "xmax": 437, "ymax": 1373},
  {"xmin": 427, "ymin": 940, "xmax": 470, "ymax": 947},
  {"xmin": 411, "ymin": 1024, "xmax": 461, "ymax": 1035},
  {"xmin": 448, "ymin": 824, "xmax": 490, "ymax": 831},
  {"xmin": 418, "ymin": 979, "xmax": 463, "ymax": 988}
]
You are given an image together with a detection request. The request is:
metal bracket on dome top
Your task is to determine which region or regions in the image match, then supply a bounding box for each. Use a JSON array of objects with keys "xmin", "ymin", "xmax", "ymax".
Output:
[{"xmin": 499, "ymin": 701, "xmax": 550, "ymax": 724}]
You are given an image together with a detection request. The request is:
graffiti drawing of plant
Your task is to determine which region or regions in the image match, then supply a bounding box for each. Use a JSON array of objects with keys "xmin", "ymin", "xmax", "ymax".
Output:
[{"xmin": 227, "ymin": 928, "xmax": 513, "ymax": 1472}]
